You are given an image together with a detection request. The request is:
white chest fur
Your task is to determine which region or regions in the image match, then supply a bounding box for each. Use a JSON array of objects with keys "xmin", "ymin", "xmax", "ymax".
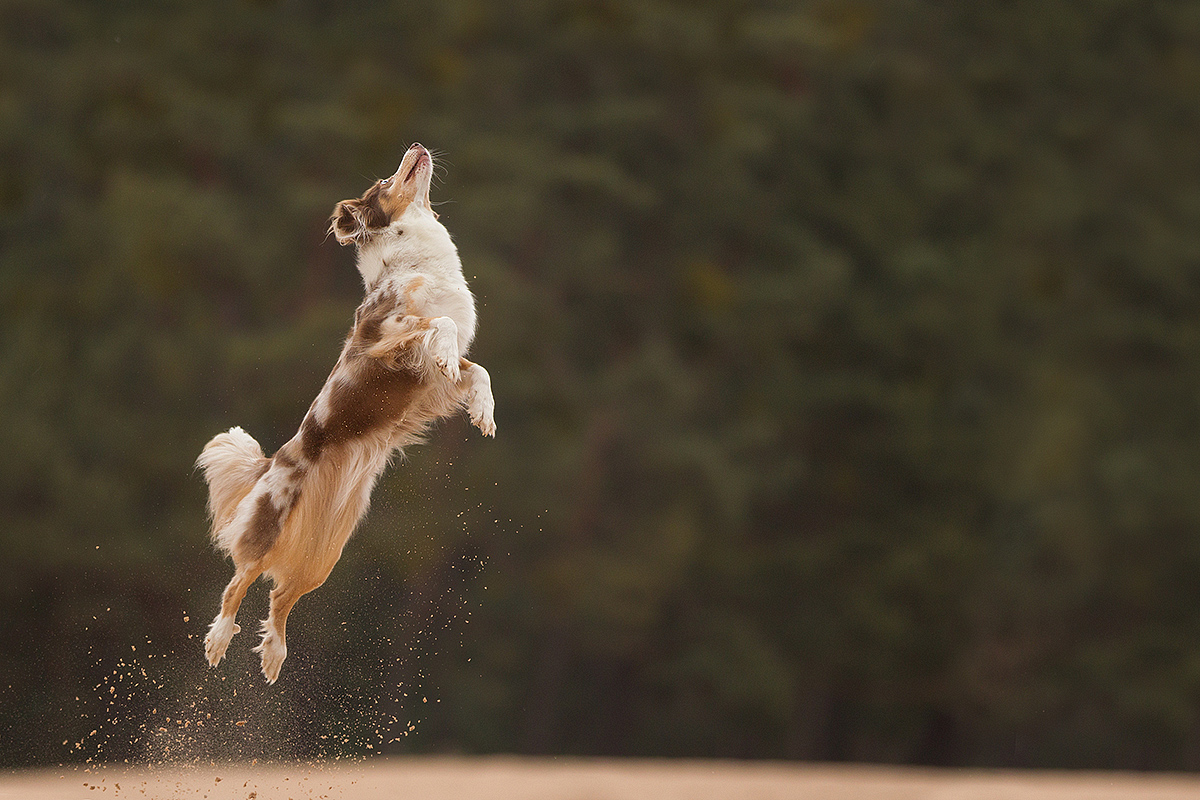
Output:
[{"xmin": 355, "ymin": 206, "xmax": 477, "ymax": 355}]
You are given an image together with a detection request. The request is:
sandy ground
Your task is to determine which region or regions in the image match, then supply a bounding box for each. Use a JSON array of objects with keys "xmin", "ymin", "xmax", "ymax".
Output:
[{"xmin": 5, "ymin": 757, "xmax": 1200, "ymax": 800}]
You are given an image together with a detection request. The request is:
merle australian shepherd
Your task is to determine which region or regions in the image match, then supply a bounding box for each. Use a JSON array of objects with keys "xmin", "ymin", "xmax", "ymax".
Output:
[{"xmin": 197, "ymin": 143, "xmax": 495, "ymax": 683}]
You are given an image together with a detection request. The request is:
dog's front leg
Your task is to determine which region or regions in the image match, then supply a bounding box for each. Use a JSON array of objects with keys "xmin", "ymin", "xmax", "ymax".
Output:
[
  {"xmin": 422, "ymin": 316, "xmax": 461, "ymax": 383},
  {"xmin": 459, "ymin": 358, "xmax": 496, "ymax": 437},
  {"xmin": 366, "ymin": 314, "xmax": 461, "ymax": 383}
]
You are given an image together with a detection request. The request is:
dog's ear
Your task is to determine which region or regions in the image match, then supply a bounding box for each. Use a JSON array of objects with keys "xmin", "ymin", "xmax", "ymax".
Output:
[
  {"xmin": 330, "ymin": 200, "xmax": 365, "ymax": 245},
  {"xmin": 331, "ymin": 196, "xmax": 391, "ymax": 245}
]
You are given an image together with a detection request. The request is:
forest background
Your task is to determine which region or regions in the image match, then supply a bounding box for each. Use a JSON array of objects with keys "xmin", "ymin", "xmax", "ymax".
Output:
[{"xmin": 4, "ymin": 0, "xmax": 1200, "ymax": 772}]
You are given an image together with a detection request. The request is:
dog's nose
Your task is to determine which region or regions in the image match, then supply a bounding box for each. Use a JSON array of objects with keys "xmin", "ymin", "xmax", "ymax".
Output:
[{"xmin": 409, "ymin": 142, "xmax": 423, "ymax": 151}]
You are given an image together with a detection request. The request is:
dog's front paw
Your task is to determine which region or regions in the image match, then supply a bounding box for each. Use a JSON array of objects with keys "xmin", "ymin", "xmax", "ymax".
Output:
[
  {"xmin": 204, "ymin": 615, "xmax": 240, "ymax": 667},
  {"xmin": 427, "ymin": 317, "xmax": 460, "ymax": 383},
  {"xmin": 468, "ymin": 389, "xmax": 496, "ymax": 437},
  {"xmin": 436, "ymin": 354, "xmax": 460, "ymax": 384},
  {"xmin": 473, "ymin": 411, "xmax": 496, "ymax": 438},
  {"xmin": 462, "ymin": 362, "xmax": 496, "ymax": 437}
]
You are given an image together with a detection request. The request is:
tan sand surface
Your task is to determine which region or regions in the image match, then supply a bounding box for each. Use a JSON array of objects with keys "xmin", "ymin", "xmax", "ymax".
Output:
[{"xmin": 4, "ymin": 757, "xmax": 1200, "ymax": 800}]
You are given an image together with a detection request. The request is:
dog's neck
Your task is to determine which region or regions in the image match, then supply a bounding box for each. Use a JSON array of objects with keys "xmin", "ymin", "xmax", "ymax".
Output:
[
  {"xmin": 354, "ymin": 238, "xmax": 393, "ymax": 289},
  {"xmin": 355, "ymin": 213, "xmax": 463, "ymax": 291}
]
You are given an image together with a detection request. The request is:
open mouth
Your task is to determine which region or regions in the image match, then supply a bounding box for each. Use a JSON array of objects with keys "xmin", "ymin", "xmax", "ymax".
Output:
[{"xmin": 403, "ymin": 150, "xmax": 428, "ymax": 183}]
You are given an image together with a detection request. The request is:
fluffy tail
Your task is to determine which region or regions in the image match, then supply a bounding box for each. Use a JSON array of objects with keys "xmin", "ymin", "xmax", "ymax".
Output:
[{"xmin": 196, "ymin": 426, "xmax": 268, "ymax": 548}]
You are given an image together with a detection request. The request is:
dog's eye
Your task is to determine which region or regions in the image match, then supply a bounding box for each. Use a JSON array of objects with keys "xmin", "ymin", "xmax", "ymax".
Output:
[{"xmin": 380, "ymin": 179, "xmax": 389, "ymax": 186}]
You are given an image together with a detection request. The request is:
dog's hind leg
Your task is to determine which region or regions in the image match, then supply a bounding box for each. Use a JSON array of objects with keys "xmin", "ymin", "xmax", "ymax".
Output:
[
  {"xmin": 254, "ymin": 581, "xmax": 313, "ymax": 684},
  {"xmin": 205, "ymin": 563, "xmax": 262, "ymax": 667}
]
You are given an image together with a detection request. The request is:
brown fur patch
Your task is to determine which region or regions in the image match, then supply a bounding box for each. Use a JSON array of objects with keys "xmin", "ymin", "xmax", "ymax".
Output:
[
  {"xmin": 351, "ymin": 287, "xmax": 400, "ymax": 347},
  {"xmin": 375, "ymin": 182, "xmax": 413, "ymax": 223},
  {"xmin": 356, "ymin": 184, "xmax": 391, "ymax": 229},
  {"xmin": 273, "ymin": 449, "xmax": 299, "ymax": 472},
  {"xmin": 401, "ymin": 276, "xmax": 426, "ymax": 306},
  {"xmin": 238, "ymin": 452, "xmax": 307, "ymax": 561},
  {"xmin": 297, "ymin": 286, "xmax": 430, "ymax": 462},
  {"xmin": 299, "ymin": 417, "xmax": 327, "ymax": 464},
  {"xmin": 301, "ymin": 362, "xmax": 424, "ymax": 463},
  {"xmin": 243, "ymin": 493, "xmax": 284, "ymax": 562}
]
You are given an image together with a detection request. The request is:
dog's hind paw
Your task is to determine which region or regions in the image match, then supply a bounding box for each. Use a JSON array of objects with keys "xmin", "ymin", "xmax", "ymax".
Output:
[
  {"xmin": 253, "ymin": 629, "xmax": 287, "ymax": 684},
  {"xmin": 204, "ymin": 615, "xmax": 240, "ymax": 667}
]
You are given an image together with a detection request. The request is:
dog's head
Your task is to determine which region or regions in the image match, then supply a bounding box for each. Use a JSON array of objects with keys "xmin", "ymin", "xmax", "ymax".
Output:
[{"xmin": 330, "ymin": 143, "xmax": 439, "ymax": 247}]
